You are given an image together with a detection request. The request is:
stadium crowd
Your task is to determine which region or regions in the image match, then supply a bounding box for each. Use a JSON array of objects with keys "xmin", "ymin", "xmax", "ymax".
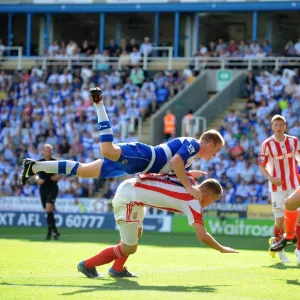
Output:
[
  {"xmin": 0, "ymin": 64, "xmax": 191, "ymax": 199},
  {"xmin": 1, "ymin": 32, "xmax": 300, "ymax": 206},
  {"xmin": 191, "ymin": 68, "xmax": 300, "ymax": 204}
]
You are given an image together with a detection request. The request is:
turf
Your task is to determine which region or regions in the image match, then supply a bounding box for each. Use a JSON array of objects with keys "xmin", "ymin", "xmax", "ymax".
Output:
[{"xmin": 0, "ymin": 227, "xmax": 299, "ymax": 300}]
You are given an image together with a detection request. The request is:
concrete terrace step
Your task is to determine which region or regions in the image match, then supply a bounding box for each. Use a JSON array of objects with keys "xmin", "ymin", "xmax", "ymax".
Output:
[{"xmin": 207, "ymin": 98, "xmax": 248, "ymax": 129}]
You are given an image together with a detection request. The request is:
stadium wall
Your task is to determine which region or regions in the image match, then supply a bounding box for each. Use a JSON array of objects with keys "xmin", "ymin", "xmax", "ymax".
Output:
[
  {"xmin": 150, "ymin": 71, "xmax": 208, "ymax": 145},
  {"xmin": 194, "ymin": 71, "xmax": 246, "ymax": 132}
]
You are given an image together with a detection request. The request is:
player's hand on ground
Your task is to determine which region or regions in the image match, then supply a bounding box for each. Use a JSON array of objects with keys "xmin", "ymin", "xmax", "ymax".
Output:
[
  {"xmin": 187, "ymin": 185, "xmax": 202, "ymax": 201},
  {"xmin": 220, "ymin": 246, "xmax": 239, "ymax": 254},
  {"xmin": 189, "ymin": 170, "xmax": 208, "ymax": 178},
  {"xmin": 37, "ymin": 179, "xmax": 45, "ymax": 185},
  {"xmin": 50, "ymin": 175, "xmax": 59, "ymax": 182},
  {"xmin": 269, "ymin": 177, "xmax": 282, "ymax": 186}
]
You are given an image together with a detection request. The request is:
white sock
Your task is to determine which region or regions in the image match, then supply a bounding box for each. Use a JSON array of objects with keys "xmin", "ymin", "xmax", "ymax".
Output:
[
  {"xmin": 33, "ymin": 160, "xmax": 79, "ymax": 175},
  {"xmin": 94, "ymin": 102, "xmax": 113, "ymax": 141}
]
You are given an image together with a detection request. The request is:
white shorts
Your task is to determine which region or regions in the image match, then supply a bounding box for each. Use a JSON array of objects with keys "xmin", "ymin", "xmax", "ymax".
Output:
[
  {"xmin": 112, "ymin": 179, "xmax": 146, "ymax": 246},
  {"xmin": 271, "ymin": 189, "xmax": 297, "ymax": 218}
]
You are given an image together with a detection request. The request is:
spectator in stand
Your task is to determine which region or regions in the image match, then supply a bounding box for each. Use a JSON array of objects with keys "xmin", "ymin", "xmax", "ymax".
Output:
[
  {"xmin": 129, "ymin": 66, "xmax": 144, "ymax": 87},
  {"xmin": 106, "ymin": 38, "xmax": 119, "ymax": 57},
  {"xmin": 262, "ymin": 40, "xmax": 272, "ymax": 56},
  {"xmin": 66, "ymin": 40, "xmax": 77, "ymax": 56},
  {"xmin": 127, "ymin": 38, "xmax": 139, "ymax": 53},
  {"xmin": 207, "ymin": 41, "xmax": 217, "ymax": 57},
  {"xmin": 239, "ymin": 40, "xmax": 248, "ymax": 56},
  {"xmin": 139, "ymin": 37, "xmax": 153, "ymax": 57},
  {"xmin": 294, "ymin": 38, "xmax": 300, "ymax": 55},
  {"xmin": 129, "ymin": 47, "xmax": 141, "ymax": 67},
  {"xmin": 228, "ymin": 39, "xmax": 239, "ymax": 55},
  {"xmin": 216, "ymin": 38, "xmax": 227, "ymax": 54},
  {"xmin": 156, "ymin": 82, "xmax": 169, "ymax": 106},
  {"xmin": 119, "ymin": 50, "xmax": 130, "ymax": 67},
  {"xmin": 244, "ymin": 48, "xmax": 255, "ymax": 60},
  {"xmin": 285, "ymin": 41, "xmax": 294, "ymax": 56},
  {"xmin": 119, "ymin": 39, "xmax": 127, "ymax": 54},
  {"xmin": 250, "ymin": 40, "xmax": 260, "ymax": 55},
  {"xmin": 243, "ymin": 70, "xmax": 256, "ymax": 97},
  {"xmin": 198, "ymin": 44, "xmax": 208, "ymax": 56},
  {"xmin": 80, "ymin": 40, "xmax": 92, "ymax": 56},
  {"xmin": 48, "ymin": 41, "xmax": 60, "ymax": 56}
]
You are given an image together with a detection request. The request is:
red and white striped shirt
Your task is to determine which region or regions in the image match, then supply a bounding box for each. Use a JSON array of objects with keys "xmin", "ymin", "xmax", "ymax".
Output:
[
  {"xmin": 122, "ymin": 173, "xmax": 204, "ymax": 226},
  {"xmin": 258, "ymin": 135, "xmax": 300, "ymax": 192}
]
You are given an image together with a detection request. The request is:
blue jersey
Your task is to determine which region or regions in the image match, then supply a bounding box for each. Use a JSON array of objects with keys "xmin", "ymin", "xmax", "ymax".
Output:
[{"xmin": 100, "ymin": 137, "xmax": 200, "ymax": 178}]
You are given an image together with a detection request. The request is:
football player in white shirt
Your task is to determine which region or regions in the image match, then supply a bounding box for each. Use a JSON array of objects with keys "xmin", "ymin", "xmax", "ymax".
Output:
[
  {"xmin": 77, "ymin": 173, "xmax": 238, "ymax": 278},
  {"xmin": 258, "ymin": 114, "xmax": 300, "ymax": 263}
]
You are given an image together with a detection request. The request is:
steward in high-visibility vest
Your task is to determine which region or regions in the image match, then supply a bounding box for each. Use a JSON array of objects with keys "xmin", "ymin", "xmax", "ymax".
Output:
[{"xmin": 164, "ymin": 111, "xmax": 176, "ymax": 139}]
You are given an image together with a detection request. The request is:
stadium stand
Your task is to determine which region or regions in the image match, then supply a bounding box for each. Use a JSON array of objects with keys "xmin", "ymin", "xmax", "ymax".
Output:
[{"xmin": 0, "ymin": 35, "xmax": 300, "ymax": 207}]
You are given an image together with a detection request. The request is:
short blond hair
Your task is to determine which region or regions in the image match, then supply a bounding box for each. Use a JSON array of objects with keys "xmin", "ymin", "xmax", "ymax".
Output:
[
  {"xmin": 271, "ymin": 114, "xmax": 286, "ymax": 123},
  {"xmin": 44, "ymin": 144, "xmax": 53, "ymax": 150},
  {"xmin": 200, "ymin": 130, "xmax": 225, "ymax": 146},
  {"xmin": 201, "ymin": 178, "xmax": 223, "ymax": 196}
]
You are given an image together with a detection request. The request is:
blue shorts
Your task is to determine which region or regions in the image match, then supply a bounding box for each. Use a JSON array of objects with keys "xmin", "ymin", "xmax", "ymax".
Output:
[{"xmin": 99, "ymin": 142, "xmax": 154, "ymax": 179}]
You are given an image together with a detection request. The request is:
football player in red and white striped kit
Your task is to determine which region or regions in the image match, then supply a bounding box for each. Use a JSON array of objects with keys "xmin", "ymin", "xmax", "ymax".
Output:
[
  {"xmin": 258, "ymin": 114, "xmax": 300, "ymax": 263},
  {"xmin": 77, "ymin": 172, "xmax": 238, "ymax": 279}
]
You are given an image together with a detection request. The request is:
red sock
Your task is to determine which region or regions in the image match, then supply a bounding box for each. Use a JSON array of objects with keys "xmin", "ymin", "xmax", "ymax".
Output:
[
  {"xmin": 84, "ymin": 244, "xmax": 124, "ymax": 269},
  {"xmin": 112, "ymin": 255, "xmax": 129, "ymax": 272},
  {"xmin": 296, "ymin": 224, "xmax": 300, "ymax": 250},
  {"xmin": 274, "ymin": 226, "xmax": 284, "ymax": 243}
]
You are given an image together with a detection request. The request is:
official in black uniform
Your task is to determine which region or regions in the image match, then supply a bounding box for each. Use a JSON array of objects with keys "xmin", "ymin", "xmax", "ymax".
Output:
[{"xmin": 36, "ymin": 144, "xmax": 60, "ymax": 240}]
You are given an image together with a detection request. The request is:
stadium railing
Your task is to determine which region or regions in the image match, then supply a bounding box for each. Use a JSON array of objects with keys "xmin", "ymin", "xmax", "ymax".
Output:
[
  {"xmin": 2, "ymin": 54, "xmax": 300, "ymax": 71},
  {"xmin": 181, "ymin": 116, "xmax": 207, "ymax": 137}
]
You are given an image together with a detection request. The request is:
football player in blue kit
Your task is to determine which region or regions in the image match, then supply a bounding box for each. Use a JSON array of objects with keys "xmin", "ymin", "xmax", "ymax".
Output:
[{"xmin": 21, "ymin": 87, "xmax": 224, "ymax": 200}]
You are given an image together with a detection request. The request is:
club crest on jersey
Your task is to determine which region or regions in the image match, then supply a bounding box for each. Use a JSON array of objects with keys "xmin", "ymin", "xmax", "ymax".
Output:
[
  {"xmin": 259, "ymin": 156, "xmax": 265, "ymax": 162},
  {"xmin": 187, "ymin": 144, "xmax": 195, "ymax": 154},
  {"xmin": 122, "ymin": 159, "xmax": 128, "ymax": 164}
]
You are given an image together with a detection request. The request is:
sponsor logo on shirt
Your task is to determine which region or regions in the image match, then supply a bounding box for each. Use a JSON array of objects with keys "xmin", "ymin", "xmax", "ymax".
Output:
[
  {"xmin": 274, "ymin": 153, "xmax": 294, "ymax": 160},
  {"xmin": 187, "ymin": 144, "xmax": 195, "ymax": 154}
]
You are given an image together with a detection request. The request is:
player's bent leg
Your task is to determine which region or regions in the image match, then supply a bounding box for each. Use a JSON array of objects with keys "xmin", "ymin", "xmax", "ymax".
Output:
[
  {"xmin": 76, "ymin": 159, "xmax": 104, "ymax": 178},
  {"xmin": 100, "ymin": 143, "xmax": 122, "ymax": 162},
  {"xmin": 108, "ymin": 222, "xmax": 139, "ymax": 278},
  {"xmin": 285, "ymin": 188, "xmax": 300, "ymax": 211},
  {"xmin": 90, "ymin": 87, "xmax": 121, "ymax": 161}
]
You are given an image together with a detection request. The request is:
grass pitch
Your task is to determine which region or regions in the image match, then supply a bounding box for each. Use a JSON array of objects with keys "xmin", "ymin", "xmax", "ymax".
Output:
[{"xmin": 0, "ymin": 227, "xmax": 299, "ymax": 300}]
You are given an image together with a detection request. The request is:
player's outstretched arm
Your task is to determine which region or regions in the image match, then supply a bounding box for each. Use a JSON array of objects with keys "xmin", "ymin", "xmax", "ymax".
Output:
[
  {"xmin": 192, "ymin": 223, "xmax": 238, "ymax": 253},
  {"xmin": 189, "ymin": 170, "xmax": 208, "ymax": 178},
  {"xmin": 170, "ymin": 155, "xmax": 202, "ymax": 200}
]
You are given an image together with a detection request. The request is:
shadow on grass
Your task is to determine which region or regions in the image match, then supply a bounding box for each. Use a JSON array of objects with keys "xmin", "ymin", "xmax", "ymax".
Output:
[
  {"xmin": 0, "ymin": 227, "xmax": 275, "ymax": 252},
  {"xmin": 0, "ymin": 280, "xmax": 228, "ymax": 295},
  {"xmin": 286, "ymin": 279, "xmax": 300, "ymax": 286},
  {"xmin": 263, "ymin": 263, "xmax": 300, "ymax": 269}
]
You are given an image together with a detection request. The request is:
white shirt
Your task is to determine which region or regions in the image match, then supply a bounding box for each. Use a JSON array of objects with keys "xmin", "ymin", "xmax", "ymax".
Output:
[{"xmin": 130, "ymin": 52, "xmax": 141, "ymax": 65}]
